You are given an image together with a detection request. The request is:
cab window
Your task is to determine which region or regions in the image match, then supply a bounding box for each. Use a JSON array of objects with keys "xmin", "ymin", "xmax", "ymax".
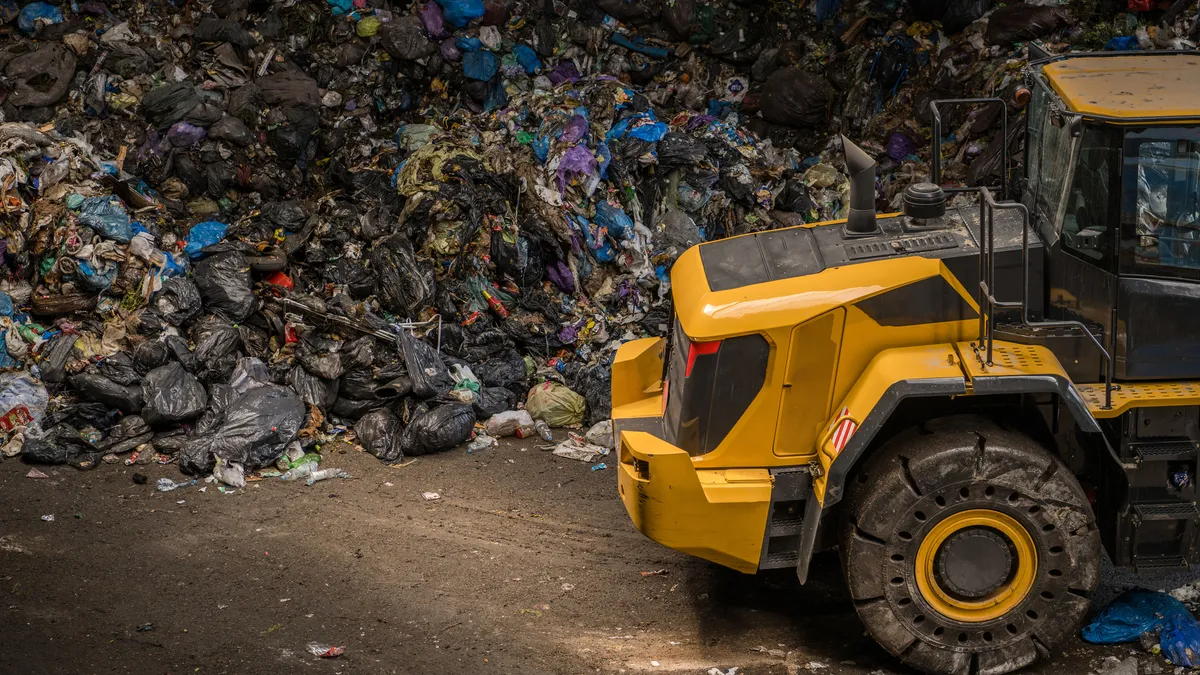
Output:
[
  {"xmin": 1061, "ymin": 126, "xmax": 1120, "ymax": 271},
  {"xmin": 1120, "ymin": 128, "xmax": 1200, "ymax": 278}
]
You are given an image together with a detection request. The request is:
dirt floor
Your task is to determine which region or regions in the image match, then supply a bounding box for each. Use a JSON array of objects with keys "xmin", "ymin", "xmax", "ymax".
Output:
[{"xmin": 0, "ymin": 436, "xmax": 1189, "ymax": 675}]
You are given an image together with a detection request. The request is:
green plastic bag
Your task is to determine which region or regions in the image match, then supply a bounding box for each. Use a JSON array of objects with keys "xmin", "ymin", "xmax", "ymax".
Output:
[{"xmin": 526, "ymin": 382, "xmax": 586, "ymax": 428}]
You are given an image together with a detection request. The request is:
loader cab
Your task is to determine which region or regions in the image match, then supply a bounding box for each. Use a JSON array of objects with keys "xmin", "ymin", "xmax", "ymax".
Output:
[{"xmin": 1023, "ymin": 54, "xmax": 1200, "ymax": 381}]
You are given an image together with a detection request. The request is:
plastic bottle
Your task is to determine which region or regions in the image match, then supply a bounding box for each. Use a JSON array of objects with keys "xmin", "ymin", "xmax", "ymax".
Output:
[
  {"xmin": 534, "ymin": 420, "xmax": 553, "ymax": 442},
  {"xmin": 156, "ymin": 477, "xmax": 197, "ymax": 492},
  {"xmin": 281, "ymin": 461, "xmax": 318, "ymax": 481},
  {"xmin": 305, "ymin": 468, "xmax": 348, "ymax": 485}
]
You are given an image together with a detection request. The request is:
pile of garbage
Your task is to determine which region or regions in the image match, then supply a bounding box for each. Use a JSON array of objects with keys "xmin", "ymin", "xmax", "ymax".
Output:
[{"xmin": 0, "ymin": 0, "xmax": 1196, "ymax": 482}]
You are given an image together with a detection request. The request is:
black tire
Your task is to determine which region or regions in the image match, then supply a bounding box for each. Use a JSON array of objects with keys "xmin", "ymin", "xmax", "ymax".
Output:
[{"xmin": 840, "ymin": 416, "xmax": 1099, "ymax": 675}]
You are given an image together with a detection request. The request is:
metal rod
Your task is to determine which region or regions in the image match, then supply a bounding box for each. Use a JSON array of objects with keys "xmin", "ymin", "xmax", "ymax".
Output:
[
  {"xmin": 978, "ymin": 193, "xmax": 987, "ymax": 348},
  {"xmin": 1107, "ymin": 307, "xmax": 1117, "ymax": 410},
  {"xmin": 930, "ymin": 98, "xmax": 1010, "ymax": 199}
]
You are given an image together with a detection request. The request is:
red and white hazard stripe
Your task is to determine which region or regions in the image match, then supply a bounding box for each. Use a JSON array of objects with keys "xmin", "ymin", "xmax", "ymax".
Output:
[{"xmin": 830, "ymin": 406, "xmax": 858, "ymax": 455}]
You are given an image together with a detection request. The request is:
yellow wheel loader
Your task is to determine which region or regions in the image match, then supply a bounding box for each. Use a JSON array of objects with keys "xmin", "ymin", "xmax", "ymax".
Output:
[{"xmin": 612, "ymin": 52, "xmax": 1200, "ymax": 674}]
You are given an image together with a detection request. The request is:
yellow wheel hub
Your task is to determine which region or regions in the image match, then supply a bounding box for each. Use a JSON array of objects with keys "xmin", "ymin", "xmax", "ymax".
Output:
[{"xmin": 914, "ymin": 509, "xmax": 1038, "ymax": 623}]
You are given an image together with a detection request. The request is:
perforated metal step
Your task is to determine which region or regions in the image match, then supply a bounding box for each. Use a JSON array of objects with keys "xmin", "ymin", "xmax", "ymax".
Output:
[
  {"xmin": 1133, "ymin": 441, "xmax": 1198, "ymax": 463},
  {"xmin": 1134, "ymin": 502, "xmax": 1200, "ymax": 521},
  {"xmin": 1133, "ymin": 555, "xmax": 1189, "ymax": 571}
]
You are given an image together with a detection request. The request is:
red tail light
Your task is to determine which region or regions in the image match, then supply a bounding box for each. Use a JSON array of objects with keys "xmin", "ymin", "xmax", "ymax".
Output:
[{"xmin": 685, "ymin": 340, "xmax": 721, "ymax": 377}]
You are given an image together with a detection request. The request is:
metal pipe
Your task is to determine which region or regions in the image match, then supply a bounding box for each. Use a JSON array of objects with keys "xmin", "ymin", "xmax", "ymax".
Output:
[{"xmin": 841, "ymin": 135, "xmax": 879, "ymax": 235}]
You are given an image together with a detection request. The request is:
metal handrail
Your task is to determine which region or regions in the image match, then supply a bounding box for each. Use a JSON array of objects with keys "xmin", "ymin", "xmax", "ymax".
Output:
[
  {"xmin": 931, "ymin": 98, "xmax": 1009, "ymax": 199},
  {"xmin": 976, "ymin": 186, "xmax": 1113, "ymax": 409}
]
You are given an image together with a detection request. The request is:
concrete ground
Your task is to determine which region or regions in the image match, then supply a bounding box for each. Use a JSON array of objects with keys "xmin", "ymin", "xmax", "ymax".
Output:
[{"xmin": 0, "ymin": 436, "xmax": 1188, "ymax": 674}]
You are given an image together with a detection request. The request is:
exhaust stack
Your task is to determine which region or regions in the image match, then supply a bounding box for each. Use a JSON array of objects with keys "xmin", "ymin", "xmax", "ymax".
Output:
[{"xmin": 841, "ymin": 135, "xmax": 880, "ymax": 236}]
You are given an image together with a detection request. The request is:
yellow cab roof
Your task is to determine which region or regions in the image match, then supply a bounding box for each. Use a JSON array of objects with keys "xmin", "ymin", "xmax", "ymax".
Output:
[{"xmin": 1042, "ymin": 54, "xmax": 1200, "ymax": 120}]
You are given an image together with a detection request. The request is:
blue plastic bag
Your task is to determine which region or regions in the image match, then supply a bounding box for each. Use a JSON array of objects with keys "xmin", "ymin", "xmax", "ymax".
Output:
[
  {"xmin": 0, "ymin": 292, "xmax": 14, "ymax": 318},
  {"xmin": 610, "ymin": 34, "xmax": 670, "ymax": 59},
  {"xmin": 184, "ymin": 221, "xmax": 229, "ymax": 259},
  {"xmin": 512, "ymin": 44, "xmax": 541, "ymax": 74},
  {"xmin": 77, "ymin": 196, "xmax": 133, "ymax": 243},
  {"xmin": 455, "ymin": 36, "xmax": 482, "ymax": 52},
  {"xmin": 17, "ymin": 2, "xmax": 62, "ymax": 34},
  {"xmin": 435, "ymin": 0, "xmax": 484, "ymax": 28},
  {"xmin": 1105, "ymin": 36, "xmax": 1141, "ymax": 50},
  {"xmin": 463, "ymin": 50, "xmax": 499, "ymax": 81},
  {"xmin": 1083, "ymin": 589, "xmax": 1200, "ymax": 667},
  {"xmin": 595, "ymin": 201, "xmax": 633, "ymax": 240},
  {"xmin": 76, "ymin": 261, "xmax": 117, "ymax": 291}
]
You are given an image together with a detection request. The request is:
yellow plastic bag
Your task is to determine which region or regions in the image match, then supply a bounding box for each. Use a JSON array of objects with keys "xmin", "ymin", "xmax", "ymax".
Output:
[{"xmin": 525, "ymin": 382, "xmax": 586, "ymax": 428}]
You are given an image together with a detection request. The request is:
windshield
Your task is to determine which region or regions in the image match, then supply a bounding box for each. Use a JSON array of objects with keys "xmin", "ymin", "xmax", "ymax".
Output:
[
  {"xmin": 1120, "ymin": 127, "xmax": 1200, "ymax": 276},
  {"xmin": 1026, "ymin": 83, "xmax": 1081, "ymax": 245}
]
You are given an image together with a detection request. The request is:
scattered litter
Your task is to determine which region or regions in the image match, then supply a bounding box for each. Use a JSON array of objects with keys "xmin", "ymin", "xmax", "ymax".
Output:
[
  {"xmin": 306, "ymin": 643, "xmax": 345, "ymax": 658},
  {"xmin": 641, "ymin": 569, "xmax": 669, "ymax": 577},
  {"xmin": 25, "ymin": 468, "xmax": 48, "ymax": 479},
  {"xmin": 40, "ymin": 514, "xmax": 54, "ymax": 522},
  {"xmin": 422, "ymin": 492, "xmax": 442, "ymax": 501},
  {"xmin": 1084, "ymin": 589, "xmax": 1200, "ymax": 667}
]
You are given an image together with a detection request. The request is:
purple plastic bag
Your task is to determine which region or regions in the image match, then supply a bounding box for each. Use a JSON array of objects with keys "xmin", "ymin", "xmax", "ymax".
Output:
[
  {"xmin": 546, "ymin": 259, "xmax": 575, "ymax": 294},
  {"xmin": 420, "ymin": 2, "xmax": 448, "ymax": 38},
  {"xmin": 168, "ymin": 122, "xmax": 207, "ymax": 147},
  {"xmin": 440, "ymin": 38, "xmax": 462, "ymax": 61},
  {"xmin": 557, "ymin": 144, "xmax": 598, "ymax": 193},
  {"xmin": 548, "ymin": 62, "xmax": 580, "ymax": 85},
  {"xmin": 886, "ymin": 131, "xmax": 917, "ymax": 161},
  {"xmin": 560, "ymin": 114, "xmax": 589, "ymax": 144}
]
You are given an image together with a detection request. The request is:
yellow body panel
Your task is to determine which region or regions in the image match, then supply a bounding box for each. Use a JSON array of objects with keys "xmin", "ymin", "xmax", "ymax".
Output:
[
  {"xmin": 1043, "ymin": 55, "xmax": 1200, "ymax": 121},
  {"xmin": 617, "ymin": 431, "xmax": 772, "ymax": 573},
  {"xmin": 813, "ymin": 344, "xmax": 966, "ymax": 502},
  {"xmin": 1078, "ymin": 381, "xmax": 1200, "ymax": 419},
  {"xmin": 611, "ymin": 336, "xmax": 664, "ymax": 410}
]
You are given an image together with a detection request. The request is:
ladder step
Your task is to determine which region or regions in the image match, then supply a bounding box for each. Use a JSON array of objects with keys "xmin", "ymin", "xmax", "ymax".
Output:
[
  {"xmin": 768, "ymin": 516, "xmax": 804, "ymax": 536},
  {"xmin": 1132, "ymin": 441, "xmax": 1198, "ymax": 463},
  {"xmin": 1134, "ymin": 502, "xmax": 1200, "ymax": 521},
  {"xmin": 1134, "ymin": 554, "xmax": 1189, "ymax": 571}
]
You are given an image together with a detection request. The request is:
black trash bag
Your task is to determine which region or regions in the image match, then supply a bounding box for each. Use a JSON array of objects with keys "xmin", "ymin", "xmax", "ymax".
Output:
[
  {"xmin": 98, "ymin": 415, "xmax": 154, "ymax": 454},
  {"xmin": 342, "ymin": 337, "xmax": 376, "ymax": 370},
  {"xmin": 179, "ymin": 436, "xmax": 216, "ymax": 475},
  {"xmin": 99, "ymin": 351, "xmax": 140, "ymax": 386},
  {"xmin": 195, "ymin": 17, "xmax": 259, "ymax": 47},
  {"xmin": 5, "ymin": 43, "xmax": 76, "ymax": 109},
  {"xmin": 257, "ymin": 71, "xmax": 320, "ymax": 108},
  {"xmin": 191, "ymin": 384, "xmax": 306, "ymax": 469},
  {"xmin": 141, "ymin": 362, "xmax": 208, "ymax": 425},
  {"xmin": 355, "ymin": 408, "xmax": 405, "ymax": 463},
  {"xmin": 261, "ymin": 200, "xmax": 308, "ymax": 230},
  {"xmin": 193, "ymin": 321, "xmax": 243, "ymax": 366},
  {"xmin": 38, "ymin": 332, "xmax": 77, "ymax": 384},
  {"xmin": 23, "ymin": 424, "xmax": 102, "ymax": 469},
  {"xmin": 400, "ymin": 403, "xmax": 476, "ymax": 456},
  {"xmin": 658, "ymin": 132, "xmax": 708, "ymax": 167},
  {"xmin": 595, "ymin": 0, "xmax": 658, "ymax": 22},
  {"xmin": 490, "ymin": 233, "xmax": 544, "ymax": 289},
  {"xmin": 228, "ymin": 83, "xmax": 262, "ymax": 125},
  {"xmin": 195, "ymin": 383, "xmax": 237, "ymax": 435},
  {"xmin": 133, "ymin": 339, "xmax": 171, "ymax": 373},
  {"xmin": 185, "ymin": 101, "xmax": 224, "ymax": 128},
  {"xmin": 330, "ymin": 396, "xmax": 382, "ymax": 420},
  {"xmin": 774, "ymin": 179, "xmax": 816, "ymax": 214},
  {"xmin": 165, "ymin": 334, "xmax": 196, "ymax": 371},
  {"xmin": 229, "ymin": 357, "xmax": 270, "ymax": 393},
  {"xmin": 759, "ymin": 67, "xmax": 831, "ymax": 129},
  {"xmin": 663, "ymin": 0, "xmax": 694, "ymax": 40},
  {"xmin": 651, "ymin": 209, "xmax": 702, "ymax": 257},
  {"xmin": 375, "ymin": 375, "xmax": 413, "ymax": 399},
  {"xmin": 871, "ymin": 39, "xmax": 920, "ymax": 94},
  {"xmin": 287, "ymin": 365, "xmax": 339, "ymax": 410},
  {"xmin": 708, "ymin": 16, "xmax": 761, "ymax": 64},
  {"xmin": 574, "ymin": 364, "xmax": 611, "ymax": 426},
  {"xmin": 70, "ymin": 373, "xmax": 144, "ymax": 414},
  {"xmin": 380, "ymin": 16, "xmax": 437, "ymax": 61},
  {"xmin": 473, "ymin": 386, "xmax": 515, "ymax": 420},
  {"xmin": 909, "ymin": 0, "xmax": 990, "ymax": 33},
  {"xmin": 459, "ymin": 328, "xmax": 511, "ymax": 361},
  {"xmin": 371, "ymin": 234, "xmax": 435, "ymax": 316},
  {"xmin": 194, "ymin": 251, "xmax": 255, "ymax": 322},
  {"xmin": 340, "ymin": 368, "xmax": 378, "ymax": 400},
  {"xmin": 297, "ymin": 334, "xmax": 344, "ymax": 380},
  {"xmin": 985, "ymin": 5, "xmax": 1067, "ymax": 46},
  {"xmin": 475, "ymin": 349, "xmax": 528, "ymax": 389},
  {"xmin": 398, "ymin": 331, "xmax": 451, "ymax": 399},
  {"xmin": 141, "ymin": 82, "xmax": 202, "ymax": 128},
  {"xmin": 208, "ymin": 116, "xmax": 255, "ymax": 146},
  {"xmin": 154, "ymin": 276, "xmax": 202, "ymax": 325}
]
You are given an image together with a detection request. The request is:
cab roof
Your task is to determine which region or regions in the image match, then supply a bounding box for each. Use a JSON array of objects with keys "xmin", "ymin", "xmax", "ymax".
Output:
[{"xmin": 1042, "ymin": 54, "xmax": 1200, "ymax": 120}]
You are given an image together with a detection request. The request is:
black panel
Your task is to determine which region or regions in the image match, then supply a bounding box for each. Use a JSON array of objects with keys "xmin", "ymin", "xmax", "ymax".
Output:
[
  {"xmin": 1118, "ymin": 276, "xmax": 1200, "ymax": 379},
  {"xmin": 662, "ymin": 328, "xmax": 769, "ymax": 456},
  {"xmin": 703, "ymin": 335, "xmax": 770, "ymax": 453},
  {"xmin": 855, "ymin": 276, "xmax": 977, "ymax": 327},
  {"xmin": 700, "ymin": 229, "xmax": 824, "ymax": 291}
]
